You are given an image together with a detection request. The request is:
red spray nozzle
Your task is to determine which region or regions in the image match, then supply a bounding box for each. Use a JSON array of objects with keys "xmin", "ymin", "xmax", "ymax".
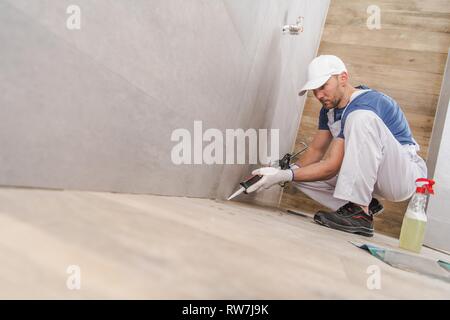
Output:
[{"xmin": 415, "ymin": 178, "xmax": 435, "ymax": 194}]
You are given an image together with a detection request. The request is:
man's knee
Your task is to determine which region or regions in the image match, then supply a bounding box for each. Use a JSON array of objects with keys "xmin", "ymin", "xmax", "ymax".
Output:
[
  {"xmin": 344, "ymin": 110, "xmax": 383, "ymax": 137},
  {"xmin": 346, "ymin": 110, "xmax": 378, "ymax": 127}
]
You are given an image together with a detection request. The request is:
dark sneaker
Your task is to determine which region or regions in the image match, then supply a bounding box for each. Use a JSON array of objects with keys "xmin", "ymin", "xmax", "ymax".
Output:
[
  {"xmin": 314, "ymin": 197, "xmax": 383, "ymax": 222},
  {"xmin": 314, "ymin": 202, "xmax": 374, "ymax": 237},
  {"xmin": 369, "ymin": 198, "xmax": 384, "ymax": 216}
]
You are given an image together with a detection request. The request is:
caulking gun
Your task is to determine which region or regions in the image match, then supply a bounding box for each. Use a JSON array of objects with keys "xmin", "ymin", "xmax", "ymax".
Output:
[{"xmin": 227, "ymin": 142, "xmax": 308, "ymax": 200}]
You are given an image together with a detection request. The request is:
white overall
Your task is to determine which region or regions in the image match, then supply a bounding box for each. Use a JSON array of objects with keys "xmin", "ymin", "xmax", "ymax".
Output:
[{"xmin": 292, "ymin": 93, "xmax": 427, "ymax": 210}]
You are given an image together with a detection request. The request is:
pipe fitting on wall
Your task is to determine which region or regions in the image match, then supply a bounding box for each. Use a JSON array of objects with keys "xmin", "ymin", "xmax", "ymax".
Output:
[{"xmin": 282, "ymin": 16, "xmax": 304, "ymax": 35}]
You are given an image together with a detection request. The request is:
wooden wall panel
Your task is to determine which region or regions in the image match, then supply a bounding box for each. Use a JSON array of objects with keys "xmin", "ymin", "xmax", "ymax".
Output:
[{"xmin": 280, "ymin": 0, "xmax": 450, "ymax": 238}]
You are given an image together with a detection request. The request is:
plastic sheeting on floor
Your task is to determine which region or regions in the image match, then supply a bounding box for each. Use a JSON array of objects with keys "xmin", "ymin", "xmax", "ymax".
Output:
[{"xmin": 351, "ymin": 242, "xmax": 450, "ymax": 283}]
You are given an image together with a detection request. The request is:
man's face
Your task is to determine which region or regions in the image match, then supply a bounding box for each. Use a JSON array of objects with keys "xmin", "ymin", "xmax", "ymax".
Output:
[{"xmin": 312, "ymin": 74, "xmax": 345, "ymax": 110}]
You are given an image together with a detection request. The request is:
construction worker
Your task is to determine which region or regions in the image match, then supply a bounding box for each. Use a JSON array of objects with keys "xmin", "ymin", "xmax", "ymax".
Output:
[{"xmin": 246, "ymin": 55, "xmax": 427, "ymax": 237}]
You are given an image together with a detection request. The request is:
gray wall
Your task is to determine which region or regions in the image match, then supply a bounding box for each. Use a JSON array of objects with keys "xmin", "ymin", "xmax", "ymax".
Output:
[
  {"xmin": 0, "ymin": 0, "xmax": 329, "ymax": 202},
  {"xmin": 424, "ymin": 50, "xmax": 450, "ymax": 252}
]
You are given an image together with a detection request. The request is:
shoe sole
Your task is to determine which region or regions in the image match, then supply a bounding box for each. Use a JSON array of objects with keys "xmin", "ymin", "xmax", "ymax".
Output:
[
  {"xmin": 371, "ymin": 207, "xmax": 384, "ymax": 217},
  {"xmin": 315, "ymin": 215, "xmax": 374, "ymax": 237}
]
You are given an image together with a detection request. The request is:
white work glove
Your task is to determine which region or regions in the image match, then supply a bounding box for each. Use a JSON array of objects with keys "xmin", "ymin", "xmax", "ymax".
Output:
[
  {"xmin": 246, "ymin": 167, "xmax": 294, "ymax": 194},
  {"xmin": 290, "ymin": 163, "xmax": 300, "ymax": 170}
]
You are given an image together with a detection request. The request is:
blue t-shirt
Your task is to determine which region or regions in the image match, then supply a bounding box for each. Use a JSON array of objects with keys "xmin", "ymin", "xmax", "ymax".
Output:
[
  {"xmin": 318, "ymin": 85, "xmax": 370, "ymax": 130},
  {"xmin": 318, "ymin": 107, "xmax": 344, "ymax": 130},
  {"xmin": 317, "ymin": 86, "xmax": 415, "ymax": 145}
]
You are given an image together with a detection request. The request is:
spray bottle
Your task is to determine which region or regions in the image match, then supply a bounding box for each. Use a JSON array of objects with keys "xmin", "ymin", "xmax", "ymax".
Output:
[{"xmin": 399, "ymin": 178, "xmax": 435, "ymax": 253}]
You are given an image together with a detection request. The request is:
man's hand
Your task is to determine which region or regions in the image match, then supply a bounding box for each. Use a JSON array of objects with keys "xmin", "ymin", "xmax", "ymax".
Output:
[{"xmin": 246, "ymin": 167, "xmax": 294, "ymax": 193}]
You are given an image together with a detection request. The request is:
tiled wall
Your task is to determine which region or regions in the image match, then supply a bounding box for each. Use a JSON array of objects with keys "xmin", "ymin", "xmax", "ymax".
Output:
[
  {"xmin": 0, "ymin": 0, "xmax": 329, "ymax": 201},
  {"xmin": 425, "ymin": 52, "xmax": 450, "ymax": 252}
]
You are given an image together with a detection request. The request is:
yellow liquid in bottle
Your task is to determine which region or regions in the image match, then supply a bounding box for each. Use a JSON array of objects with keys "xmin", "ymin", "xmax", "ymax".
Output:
[{"xmin": 399, "ymin": 216, "xmax": 426, "ymax": 253}]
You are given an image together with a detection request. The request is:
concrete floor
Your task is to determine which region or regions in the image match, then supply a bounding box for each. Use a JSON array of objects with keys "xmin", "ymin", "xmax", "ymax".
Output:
[{"xmin": 0, "ymin": 187, "xmax": 449, "ymax": 299}]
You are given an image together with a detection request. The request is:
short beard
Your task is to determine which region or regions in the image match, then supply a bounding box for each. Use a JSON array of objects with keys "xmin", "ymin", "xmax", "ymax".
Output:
[
  {"xmin": 331, "ymin": 98, "xmax": 341, "ymax": 109},
  {"xmin": 322, "ymin": 98, "xmax": 341, "ymax": 109}
]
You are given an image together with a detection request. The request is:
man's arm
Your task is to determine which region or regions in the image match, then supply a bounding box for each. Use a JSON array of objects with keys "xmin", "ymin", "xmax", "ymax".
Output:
[
  {"xmin": 296, "ymin": 130, "xmax": 333, "ymax": 167},
  {"xmin": 245, "ymin": 137, "xmax": 343, "ymax": 194},
  {"xmin": 292, "ymin": 138, "xmax": 344, "ymax": 182}
]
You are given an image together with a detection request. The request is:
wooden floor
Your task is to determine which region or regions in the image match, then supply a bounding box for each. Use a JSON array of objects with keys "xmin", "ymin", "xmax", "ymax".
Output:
[{"xmin": 0, "ymin": 187, "xmax": 449, "ymax": 299}]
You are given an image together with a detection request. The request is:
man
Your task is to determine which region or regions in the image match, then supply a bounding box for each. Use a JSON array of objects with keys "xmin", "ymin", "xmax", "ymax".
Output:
[{"xmin": 246, "ymin": 55, "xmax": 427, "ymax": 237}]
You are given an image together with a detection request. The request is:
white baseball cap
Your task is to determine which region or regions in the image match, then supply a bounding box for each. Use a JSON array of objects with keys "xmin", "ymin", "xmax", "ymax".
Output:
[{"xmin": 298, "ymin": 55, "xmax": 347, "ymax": 96}]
